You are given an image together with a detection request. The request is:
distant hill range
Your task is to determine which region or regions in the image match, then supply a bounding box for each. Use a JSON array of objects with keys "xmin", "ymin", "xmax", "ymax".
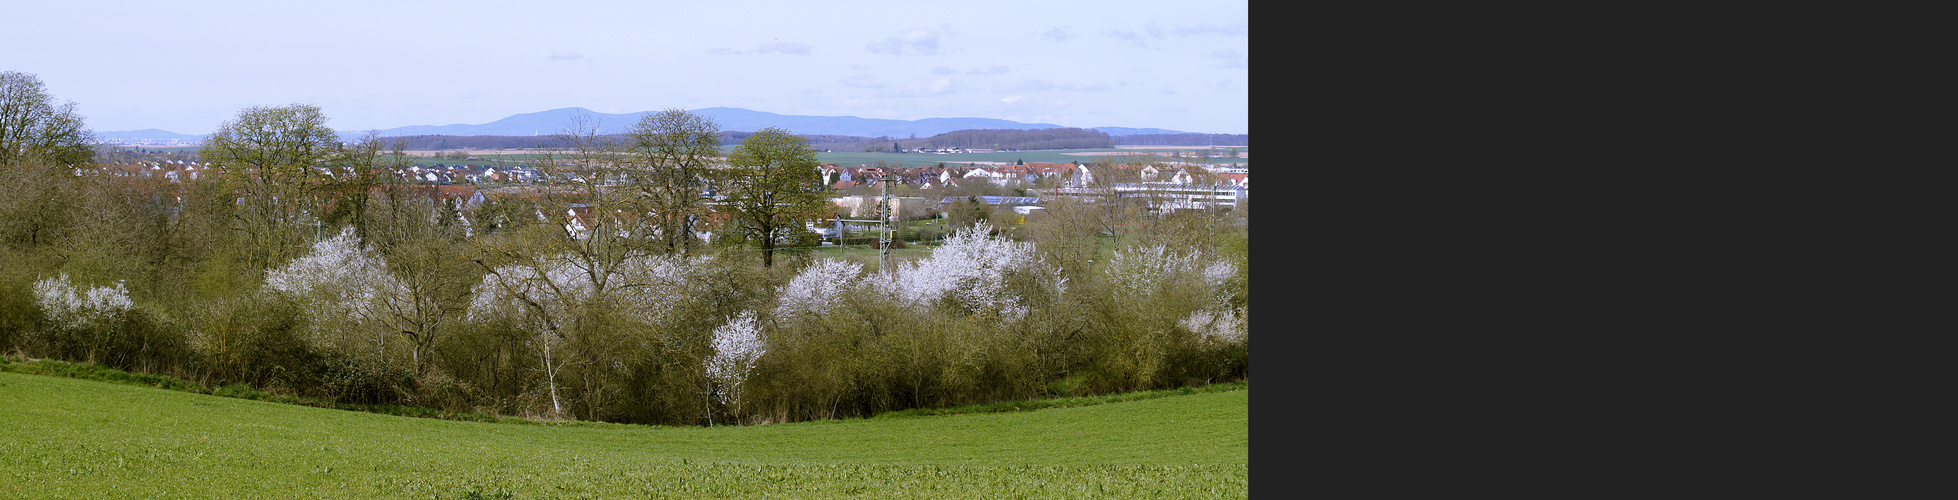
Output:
[
  {"xmin": 355, "ymin": 107, "xmax": 1195, "ymax": 139},
  {"xmin": 97, "ymin": 107, "xmax": 1240, "ymax": 145},
  {"xmin": 93, "ymin": 129, "xmax": 205, "ymax": 143}
]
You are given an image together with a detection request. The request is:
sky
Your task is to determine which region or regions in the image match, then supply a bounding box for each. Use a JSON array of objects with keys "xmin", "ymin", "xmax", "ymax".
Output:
[{"xmin": 3, "ymin": 1, "xmax": 1249, "ymax": 136}]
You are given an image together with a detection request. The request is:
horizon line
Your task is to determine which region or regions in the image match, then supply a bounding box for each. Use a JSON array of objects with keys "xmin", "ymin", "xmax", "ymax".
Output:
[{"xmin": 94, "ymin": 106, "xmax": 1244, "ymax": 137}]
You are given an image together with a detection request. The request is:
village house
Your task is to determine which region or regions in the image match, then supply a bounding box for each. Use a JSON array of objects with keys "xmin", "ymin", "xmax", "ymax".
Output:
[
  {"xmin": 833, "ymin": 195, "xmax": 931, "ymax": 220},
  {"xmin": 1030, "ymin": 162, "xmax": 1248, "ymax": 215}
]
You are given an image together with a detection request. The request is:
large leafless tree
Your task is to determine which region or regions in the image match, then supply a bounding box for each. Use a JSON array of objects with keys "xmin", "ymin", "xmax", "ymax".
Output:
[
  {"xmin": 0, "ymin": 71, "xmax": 95, "ymax": 169},
  {"xmin": 624, "ymin": 109, "xmax": 722, "ymax": 255}
]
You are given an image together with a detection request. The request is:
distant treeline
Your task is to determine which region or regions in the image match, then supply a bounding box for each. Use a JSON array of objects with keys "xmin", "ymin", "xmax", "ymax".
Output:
[
  {"xmin": 384, "ymin": 132, "xmax": 753, "ymax": 151},
  {"xmin": 1113, "ymin": 134, "xmax": 1249, "ymax": 147},
  {"xmin": 796, "ymin": 134, "xmax": 873, "ymax": 152},
  {"xmin": 845, "ymin": 128, "xmax": 1116, "ymax": 152},
  {"xmin": 376, "ymin": 135, "xmax": 565, "ymax": 150},
  {"xmin": 382, "ymin": 132, "xmax": 869, "ymax": 152}
]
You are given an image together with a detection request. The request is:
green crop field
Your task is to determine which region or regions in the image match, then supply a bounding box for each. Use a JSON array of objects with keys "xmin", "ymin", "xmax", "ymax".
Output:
[
  {"xmin": 810, "ymin": 149, "xmax": 1249, "ymax": 168},
  {"xmin": 0, "ymin": 372, "xmax": 1249, "ymax": 498},
  {"xmin": 435, "ymin": 148, "xmax": 1249, "ymax": 168}
]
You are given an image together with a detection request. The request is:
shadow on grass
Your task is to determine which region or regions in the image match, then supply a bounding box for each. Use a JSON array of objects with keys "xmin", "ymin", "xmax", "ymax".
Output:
[
  {"xmin": 3, "ymin": 355, "xmax": 1247, "ymax": 428},
  {"xmin": 0, "ymin": 356, "xmax": 624, "ymax": 428},
  {"xmin": 869, "ymin": 381, "xmax": 1250, "ymax": 420}
]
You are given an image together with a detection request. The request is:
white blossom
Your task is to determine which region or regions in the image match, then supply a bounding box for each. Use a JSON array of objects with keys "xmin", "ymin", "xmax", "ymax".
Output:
[
  {"xmin": 774, "ymin": 259, "xmax": 864, "ymax": 319},
  {"xmin": 33, "ymin": 274, "xmax": 132, "ymax": 330},
  {"xmin": 1105, "ymin": 244, "xmax": 1246, "ymax": 344},
  {"xmin": 264, "ymin": 227, "xmax": 405, "ymax": 323},
  {"xmin": 1181, "ymin": 306, "xmax": 1248, "ymax": 344},
  {"xmin": 468, "ymin": 255, "xmax": 593, "ymax": 326},
  {"xmin": 610, "ymin": 254, "xmax": 702, "ymax": 327},
  {"xmin": 871, "ymin": 223, "xmax": 1063, "ymax": 320},
  {"xmin": 467, "ymin": 252, "xmax": 706, "ymax": 329},
  {"xmin": 706, "ymin": 310, "xmax": 766, "ymax": 406},
  {"xmin": 1103, "ymin": 244, "xmax": 1236, "ymax": 301}
]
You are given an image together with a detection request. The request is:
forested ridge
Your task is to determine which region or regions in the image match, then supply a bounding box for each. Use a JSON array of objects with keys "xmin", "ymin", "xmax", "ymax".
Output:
[
  {"xmin": 378, "ymin": 129, "xmax": 1246, "ymax": 153},
  {"xmin": 1114, "ymin": 133, "xmax": 1248, "ymax": 146}
]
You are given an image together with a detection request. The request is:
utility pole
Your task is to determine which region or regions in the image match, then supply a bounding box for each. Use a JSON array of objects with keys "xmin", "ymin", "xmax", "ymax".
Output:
[{"xmin": 879, "ymin": 171, "xmax": 897, "ymax": 269}]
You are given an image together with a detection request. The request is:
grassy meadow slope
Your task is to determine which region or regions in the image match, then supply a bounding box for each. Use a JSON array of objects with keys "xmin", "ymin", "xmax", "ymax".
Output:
[{"xmin": 0, "ymin": 372, "xmax": 1248, "ymax": 498}]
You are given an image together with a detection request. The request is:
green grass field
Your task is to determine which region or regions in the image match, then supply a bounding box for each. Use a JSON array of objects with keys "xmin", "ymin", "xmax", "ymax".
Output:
[{"xmin": 0, "ymin": 372, "xmax": 1248, "ymax": 498}]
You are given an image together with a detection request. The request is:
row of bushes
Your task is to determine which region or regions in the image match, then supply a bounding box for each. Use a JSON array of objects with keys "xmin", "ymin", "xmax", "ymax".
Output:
[
  {"xmin": 2, "ymin": 224, "xmax": 1247, "ymax": 426},
  {"xmin": 0, "ymin": 147, "xmax": 1248, "ymax": 426}
]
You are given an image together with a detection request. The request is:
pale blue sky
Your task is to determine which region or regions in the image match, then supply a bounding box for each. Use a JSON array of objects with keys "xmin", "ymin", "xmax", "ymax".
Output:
[{"xmin": 4, "ymin": 0, "xmax": 1249, "ymax": 135}]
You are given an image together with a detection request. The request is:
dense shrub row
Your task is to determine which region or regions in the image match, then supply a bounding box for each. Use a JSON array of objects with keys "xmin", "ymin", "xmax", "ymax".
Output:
[{"xmin": 0, "ymin": 154, "xmax": 1248, "ymax": 426}]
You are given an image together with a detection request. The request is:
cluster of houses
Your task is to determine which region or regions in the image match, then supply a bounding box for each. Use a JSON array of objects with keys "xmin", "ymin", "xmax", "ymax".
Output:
[
  {"xmin": 95, "ymin": 157, "xmax": 1246, "ymax": 243},
  {"xmin": 819, "ymin": 162, "xmax": 1246, "ymax": 191},
  {"xmin": 823, "ymin": 161, "xmax": 1249, "ymax": 222},
  {"xmin": 102, "ymin": 159, "xmax": 1245, "ymax": 193},
  {"xmin": 98, "ymin": 160, "xmax": 551, "ymax": 186},
  {"xmin": 393, "ymin": 164, "xmax": 546, "ymax": 185}
]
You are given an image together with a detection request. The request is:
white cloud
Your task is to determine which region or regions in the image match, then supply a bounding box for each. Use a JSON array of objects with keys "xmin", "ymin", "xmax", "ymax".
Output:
[
  {"xmin": 1209, "ymin": 49, "xmax": 1246, "ymax": 69},
  {"xmin": 866, "ymin": 28, "xmax": 943, "ymax": 56},
  {"xmin": 1103, "ymin": 21, "xmax": 1244, "ymax": 49},
  {"xmin": 1041, "ymin": 26, "xmax": 1078, "ymax": 42},
  {"xmin": 1104, "ymin": 29, "xmax": 1157, "ymax": 49},
  {"xmin": 1000, "ymin": 96, "xmax": 1025, "ymax": 104}
]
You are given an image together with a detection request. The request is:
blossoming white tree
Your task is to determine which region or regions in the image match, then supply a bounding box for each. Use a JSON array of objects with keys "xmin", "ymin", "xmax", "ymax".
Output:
[
  {"xmin": 705, "ymin": 310, "xmax": 764, "ymax": 424},
  {"xmin": 1103, "ymin": 244, "xmax": 1245, "ymax": 341},
  {"xmin": 264, "ymin": 228, "xmax": 395, "ymax": 318},
  {"xmin": 871, "ymin": 223, "xmax": 1066, "ymax": 322},
  {"xmin": 265, "ymin": 227, "xmax": 471, "ymax": 376},
  {"xmin": 1091, "ymin": 243, "xmax": 1247, "ymax": 386},
  {"xmin": 34, "ymin": 274, "xmax": 134, "ymax": 329},
  {"xmin": 33, "ymin": 272, "xmax": 134, "ymax": 362},
  {"xmin": 1180, "ymin": 306, "xmax": 1248, "ymax": 344},
  {"xmin": 773, "ymin": 258, "xmax": 865, "ymax": 320}
]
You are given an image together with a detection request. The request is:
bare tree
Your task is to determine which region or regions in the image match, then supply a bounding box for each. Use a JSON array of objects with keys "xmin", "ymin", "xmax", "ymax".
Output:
[
  {"xmin": 0, "ymin": 71, "xmax": 95, "ymax": 169},
  {"xmin": 364, "ymin": 188, "xmax": 478, "ymax": 376},
  {"xmin": 464, "ymin": 111, "xmax": 712, "ymax": 419},
  {"xmin": 201, "ymin": 103, "xmax": 341, "ymax": 272},
  {"xmin": 624, "ymin": 109, "xmax": 721, "ymax": 255}
]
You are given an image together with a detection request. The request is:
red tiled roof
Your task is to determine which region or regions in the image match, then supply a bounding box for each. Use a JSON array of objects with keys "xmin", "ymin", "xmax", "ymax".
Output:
[{"xmin": 1023, "ymin": 162, "xmax": 1075, "ymax": 174}]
